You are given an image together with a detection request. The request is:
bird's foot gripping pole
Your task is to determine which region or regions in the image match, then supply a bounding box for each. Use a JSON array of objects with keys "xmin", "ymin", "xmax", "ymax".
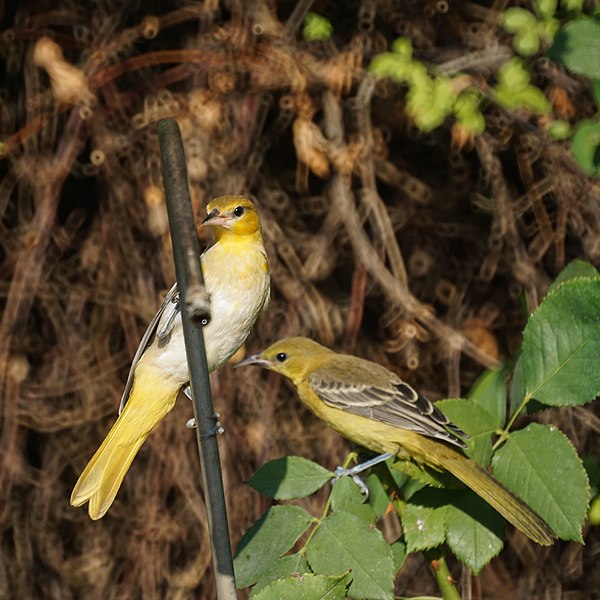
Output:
[
  {"xmin": 183, "ymin": 386, "xmax": 224, "ymax": 435},
  {"xmin": 333, "ymin": 452, "xmax": 394, "ymax": 497}
]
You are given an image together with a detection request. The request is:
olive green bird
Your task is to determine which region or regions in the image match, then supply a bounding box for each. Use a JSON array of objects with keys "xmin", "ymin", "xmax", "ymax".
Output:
[{"xmin": 238, "ymin": 337, "xmax": 555, "ymax": 546}]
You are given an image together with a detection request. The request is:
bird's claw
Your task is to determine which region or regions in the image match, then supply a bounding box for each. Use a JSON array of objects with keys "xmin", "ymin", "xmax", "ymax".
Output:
[
  {"xmin": 333, "ymin": 466, "xmax": 370, "ymax": 498},
  {"xmin": 186, "ymin": 412, "xmax": 224, "ymax": 437}
]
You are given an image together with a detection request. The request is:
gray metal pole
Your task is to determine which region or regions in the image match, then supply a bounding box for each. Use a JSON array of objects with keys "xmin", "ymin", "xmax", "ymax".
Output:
[{"xmin": 158, "ymin": 118, "xmax": 237, "ymax": 599}]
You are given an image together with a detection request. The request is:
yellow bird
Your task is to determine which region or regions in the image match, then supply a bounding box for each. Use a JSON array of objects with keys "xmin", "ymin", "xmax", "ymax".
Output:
[
  {"xmin": 238, "ymin": 337, "xmax": 555, "ymax": 546},
  {"xmin": 71, "ymin": 195, "xmax": 270, "ymax": 519}
]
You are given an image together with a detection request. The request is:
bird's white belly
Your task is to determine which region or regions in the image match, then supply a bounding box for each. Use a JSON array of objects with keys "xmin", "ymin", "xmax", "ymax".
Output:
[{"xmin": 148, "ymin": 247, "xmax": 269, "ymax": 385}]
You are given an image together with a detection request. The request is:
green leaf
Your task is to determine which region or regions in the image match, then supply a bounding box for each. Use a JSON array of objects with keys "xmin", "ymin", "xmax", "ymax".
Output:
[
  {"xmin": 234, "ymin": 506, "xmax": 315, "ymax": 588},
  {"xmin": 589, "ymin": 496, "xmax": 600, "ymax": 526},
  {"xmin": 251, "ymin": 554, "xmax": 311, "ymax": 596},
  {"xmin": 436, "ymin": 399, "xmax": 497, "ymax": 468},
  {"xmin": 467, "ymin": 367, "xmax": 508, "ymax": 428},
  {"xmin": 548, "ymin": 18, "xmax": 600, "ymax": 79},
  {"xmin": 536, "ymin": 0, "xmax": 557, "ymax": 19},
  {"xmin": 583, "ymin": 455, "xmax": 600, "ymax": 496},
  {"xmin": 522, "ymin": 278, "xmax": 600, "ymax": 406},
  {"xmin": 592, "ymin": 80, "xmax": 600, "ymax": 108},
  {"xmin": 390, "ymin": 537, "xmax": 407, "ymax": 573},
  {"xmin": 518, "ymin": 86, "xmax": 552, "ymax": 114},
  {"xmin": 571, "ymin": 119, "xmax": 600, "ymax": 177},
  {"xmin": 251, "ymin": 572, "xmax": 351, "ymax": 600},
  {"xmin": 303, "ymin": 12, "xmax": 333, "ymax": 42},
  {"xmin": 509, "ymin": 354, "xmax": 525, "ymax": 417},
  {"xmin": 331, "ymin": 476, "xmax": 376, "ymax": 523},
  {"xmin": 306, "ymin": 511, "xmax": 394, "ymax": 600},
  {"xmin": 445, "ymin": 491, "xmax": 505, "ymax": 574},
  {"xmin": 514, "ymin": 30, "xmax": 541, "ymax": 56},
  {"xmin": 547, "ymin": 259, "xmax": 599, "ymax": 295},
  {"xmin": 501, "ymin": 8, "xmax": 538, "ymax": 33},
  {"xmin": 366, "ymin": 473, "xmax": 392, "ymax": 519},
  {"xmin": 391, "ymin": 458, "xmax": 455, "ymax": 491},
  {"xmin": 493, "ymin": 424, "xmax": 590, "ymax": 541},
  {"xmin": 561, "ymin": 0, "xmax": 584, "ymax": 11},
  {"xmin": 546, "ymin": 119, "xmax": 572, "ymax": 140},
  {"xmin": 247, "ymin": 456, "xmax": 332, "ymax": 500},
  {"xmin": 401, "ymin": 499, "xmax": 447, "ymax": 552}
]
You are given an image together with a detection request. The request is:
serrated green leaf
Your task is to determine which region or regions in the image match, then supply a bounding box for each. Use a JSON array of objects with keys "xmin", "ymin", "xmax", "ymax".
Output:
[
  {"xmin": 571, "ymin": 119, "xmax": 600, "ymax": 177},
  {"xmin": 234, "ymin": 506, "xmax": 315, "ymax": 588},
  {"xmin": 467, "ymin": 367, "xmax": 508, "ymax": 428},
  {"xmin": 547, "ymin": 259, "xmax": 599, "ymax": 295},
  {"xmin": 548, "ymin": 18, "xmax": 600, "ymax": 79},
  {"xmin": 401, "ymin": 499, "xmax": 447, "ymax": 552},
  {"xmin": 247, "ymin": 456, "xmax": 332, "ymax": 500},
  {"xmin": 331, "ymin": 476, "xmax": 376, "ymax": 523},
  {"xmin": 251, "ymin": 572, "xmax": 351, "ymax": 600},
  {"xmin": 251, "ymin": 554, "xmax": 310, "ymax": 595},
  {"xmin": 390, "ymin": 537, "xmax": 407, "ymax": 573},
  {"xmin": 445, "ymin": 491, "xmax": 505, "ymax": 574},
  {"xmin": 522, "ymin": 278, "xmax": 600, "ymax": 406},
  {"xmin": 391, "ymin": 458, "xmax": 455, "ymax": 491},
  {"xmin": 436, "ymin": 399, "xmax": 497, "ymax": 468},
  {"xmin": 493, "ymin": 424, "xmax": 590, "ymax": 541},
  {"xmin": 306, "ymin": 511, "xmax": 394, "ymax": 600}
]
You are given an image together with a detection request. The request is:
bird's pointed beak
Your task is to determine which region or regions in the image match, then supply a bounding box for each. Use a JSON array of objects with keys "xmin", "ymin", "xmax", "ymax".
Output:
[
  {"xmin": 234, "ymin": 353, "xmax": 272, "ymax": 368},
  {"xmin": 201, "ymin": 208, "xmax": 231, "ymax": 227}
]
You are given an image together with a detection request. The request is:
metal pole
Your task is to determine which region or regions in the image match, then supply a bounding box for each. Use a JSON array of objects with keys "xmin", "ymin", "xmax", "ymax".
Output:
[{"xmin": 158, "ymin": 118, "xmax": 237, "ymax": 599}]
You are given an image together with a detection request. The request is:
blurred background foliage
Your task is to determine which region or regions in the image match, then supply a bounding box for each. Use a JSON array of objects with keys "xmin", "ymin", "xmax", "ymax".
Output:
[{"xmin": 0, "ymin": 0, "xmax": 599, "ymax": 598}]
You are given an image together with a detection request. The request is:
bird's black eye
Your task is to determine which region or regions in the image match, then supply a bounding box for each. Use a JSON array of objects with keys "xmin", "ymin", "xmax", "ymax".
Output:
[
  {"xmin": 276, "ymin": 352, "xmax": 287, "ymax": 362},
  {"xmin": 233, "ymin": 205, "xmax": 245, "ymax": 218}
]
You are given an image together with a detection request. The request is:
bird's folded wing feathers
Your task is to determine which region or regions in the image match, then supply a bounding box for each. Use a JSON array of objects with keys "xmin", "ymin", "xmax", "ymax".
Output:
[
  {"xmin": 118, "ymin": 283, "xmax": 179, "ymax": 414},
  {"xmin": 307, "ymin": 360, "xmax": 467, "ymax": 448}
]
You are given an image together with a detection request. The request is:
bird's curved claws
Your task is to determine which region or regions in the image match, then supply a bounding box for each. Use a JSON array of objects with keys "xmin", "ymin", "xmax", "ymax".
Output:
[
  {"xmin": 333, "ymin": 466, "xmax": 369, "ymax": 497},
  {"xmin": 185, "ymin": 412, "xmax": 224, "ymax": 437},
  {"xmin": 332, "ymin": 452, "xmax": 394, "ymax": 498}
]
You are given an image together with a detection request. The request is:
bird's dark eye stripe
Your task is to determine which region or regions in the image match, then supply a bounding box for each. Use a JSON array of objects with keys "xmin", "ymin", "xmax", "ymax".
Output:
[
  {"xmin": 276, "ymin": 352, "xmax": 287, "ymax": 362},
  {"xmin": 233, "ymin": 206, "xmax": 245, "ymax": 217}
]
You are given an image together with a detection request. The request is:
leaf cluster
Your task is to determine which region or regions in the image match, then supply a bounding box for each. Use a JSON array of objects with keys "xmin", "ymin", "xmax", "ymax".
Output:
[{"xmin": 235, "ymin": 261, "xmax": 600, "ymax": 598}]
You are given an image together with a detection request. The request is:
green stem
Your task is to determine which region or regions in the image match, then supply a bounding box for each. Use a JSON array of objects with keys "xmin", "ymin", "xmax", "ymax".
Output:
[
  {"xmin": 299, "ymin": 452, "xmax": 358, "ymax": 554},
  {"xmin": 423, "ymin": 548, "xmax": 461, "ymax": 600},
  {"xmin": 492, "ymin": 394, "xmax": 531, "ymax": 451}
]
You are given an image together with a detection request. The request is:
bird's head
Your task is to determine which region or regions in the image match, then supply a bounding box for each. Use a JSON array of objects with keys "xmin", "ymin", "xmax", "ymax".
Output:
[
  {"xmin": 202, "ymin": 195, "xmax": 262, "ymax": 239},
  {"xmin": 236, "ymin": 337, "xmax": 332, "ymax": 383}
]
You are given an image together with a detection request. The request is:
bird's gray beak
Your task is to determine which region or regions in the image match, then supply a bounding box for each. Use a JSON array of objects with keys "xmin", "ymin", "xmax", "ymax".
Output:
[
  {"xmin": 234, "ymin": 353, "xmax": 272, "ymax": 368},
  {"xmin": 201, "ymin": 208, "xmax": 231, "ymax": 227}
]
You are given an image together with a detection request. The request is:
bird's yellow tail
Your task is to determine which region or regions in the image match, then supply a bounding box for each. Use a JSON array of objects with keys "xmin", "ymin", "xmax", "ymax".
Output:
[
  {"xmin": 412, "ymin": 436, "xmax": 555, "ymax": 546},
  {"xmin": 70, "ymin": 361, "xmax": 180, "ymax": 520}
]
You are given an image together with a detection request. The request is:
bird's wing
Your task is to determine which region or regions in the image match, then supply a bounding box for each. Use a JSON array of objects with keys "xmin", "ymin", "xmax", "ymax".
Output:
[
  {"xmin": 118, "ymin": 283, "xmax": 180, "ymax": 414},
  {"xmin": 307, "ymin": 359, "xmax": 467, "ymax": 448}
]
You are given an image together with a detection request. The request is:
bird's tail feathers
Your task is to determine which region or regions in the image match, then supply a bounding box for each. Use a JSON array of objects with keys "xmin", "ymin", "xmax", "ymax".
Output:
[
  {"xmin": 70, "ymin": 365, "xmax": 179, "ymax": 519},
  {"xmin": 414, "ymin": 436, "xmax": 555, "ymax": 546}
]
